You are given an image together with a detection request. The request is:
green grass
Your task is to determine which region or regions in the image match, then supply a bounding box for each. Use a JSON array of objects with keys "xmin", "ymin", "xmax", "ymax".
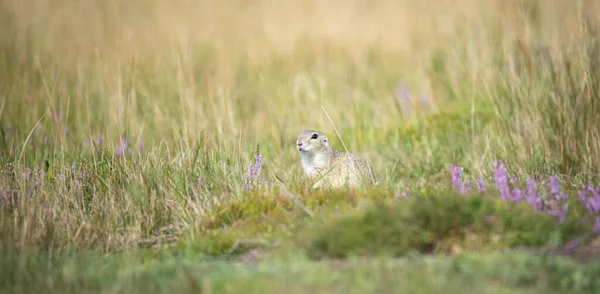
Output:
[
  {"xmin": 298, "ymin": 191, "xmax": 590, "ymax": 259},
  {"xmin": 2, "ymin": 0, "xmax": 600, "ymax": 292},
  {"xmin": 2, "ymin": 246, "xmax": 600, "ymax": 294}
]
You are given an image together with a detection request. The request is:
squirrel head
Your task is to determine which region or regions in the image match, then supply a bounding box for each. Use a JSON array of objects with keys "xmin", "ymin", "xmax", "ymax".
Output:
[{"xmin": 296, "ymin": 130, "xmax": 331, "ymax": 154}]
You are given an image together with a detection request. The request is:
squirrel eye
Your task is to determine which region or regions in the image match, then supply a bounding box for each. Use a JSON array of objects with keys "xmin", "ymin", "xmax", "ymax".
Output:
[{"xmin": 311, "ymin": 134, "xmax": 318, "ymax": 139}]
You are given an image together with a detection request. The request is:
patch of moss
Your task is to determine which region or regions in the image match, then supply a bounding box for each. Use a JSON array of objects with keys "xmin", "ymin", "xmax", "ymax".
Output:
[
  {"xmin": 202, "ymin": 192, "xmax": 296, "ymax": 230},
  {"xmin": 193, "ymin": 188, "xmax": 396, "ymax": 256}
]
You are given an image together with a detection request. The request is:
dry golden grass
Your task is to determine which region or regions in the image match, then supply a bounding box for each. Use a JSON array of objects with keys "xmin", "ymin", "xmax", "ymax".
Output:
[{"xmin": 1, "ymin": 0, "xmax": 594, "ymax": 144}]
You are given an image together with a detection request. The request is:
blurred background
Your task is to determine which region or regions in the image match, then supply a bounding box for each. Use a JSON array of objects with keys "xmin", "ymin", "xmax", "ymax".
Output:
[{"xmin": 1, "ymin": 0, "xmax": 597, "ymax": 171}]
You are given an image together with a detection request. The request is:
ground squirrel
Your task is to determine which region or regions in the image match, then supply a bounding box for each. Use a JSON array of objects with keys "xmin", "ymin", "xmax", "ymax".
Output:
[{"xmin": 296, "ymin": 130, "xmax": 376, "ymax": 188}]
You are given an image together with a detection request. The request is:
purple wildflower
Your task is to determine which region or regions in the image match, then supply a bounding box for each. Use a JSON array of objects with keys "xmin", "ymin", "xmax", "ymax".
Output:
[
  {"xmin": 79, "ymin": 171, "xmax": 90, "ymax": 179},
  {"xmin": 511, "ymin": 188, "xmax": 524, "ymax": 202},
  {"xmin": 525, "ymin": 177, "xmax": 542, "ymax": 211},
  {"xmin": 549, "ymin": 176, "xmax": 560, "ymax": 195},
  {"xmin": 578, "ymin": 184, "xmax": 600, "ymax": 213},
  {"xmin": 590, "ymin": 196, "xmax": 600, "ymax": 213},
  {"xmin": 564, "ymin": 238, "xmax": 580, "ymax": 251},
  {"xmin": 494, "ymin": 161, "xmax": 510, "ymax": 200},
  {"xmin": 450, "ymin": 165, "xmax": 471, "ymax": 194},
  {"xmin": 556, "ymin": 191, "xmax": 569, "ymax": 202},
  {"xmin": 116, "ymin": 137, "xmax": 128, "ymax": 155},
  {"xmin": 548, "ymin": 203, "xmax": 569, "ymax": 225},
  {"xmin": 243, "ymin": 154, "xmax": 263, "ymax": 190},
  {"xmin": 58, "ymin": 173, "xmax": 66, "ymax": 180},
  {"xmin": 588, "ymin": 186, "xmax": 600, "ymax": 212},
  {"xmin": 595, "ymin": 217, "xmax": 600, "ymax": 234},
  {"xmin": 450, "ymin": 165, "xmax": 463, "ymax": 190},
  {"xmin": 251, "ymin": 154, "xmax": 263, "ymax": 177},
  {"xmin": 539, "ymin": 176, "xmax": 570, "ymax": 223},
  {"xmin": 477, "ymin": 177, "xmax": 486, "ymax": 193},
  {"xmin": 464, "ymin": 179, "xmax": 472, "ymax": 193}
]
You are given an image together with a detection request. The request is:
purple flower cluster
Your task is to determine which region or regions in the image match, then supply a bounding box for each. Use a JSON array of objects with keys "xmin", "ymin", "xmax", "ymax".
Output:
[
  {"xmin": 476, "ymin": 177, "xmax": 486, "ymax": 193},
  {"xmin": 545, "ymin": 176, "xmax": 570, "ymax": 224},
  {"xmin": 1, "ymin": 165, "xmax": 48, "ymax": 210},
  {"xmin": 494, "ymin": 161, "xmax": 511, "ymax": 200},
  {"xmin": 452, "ymin": 161, "xmax": 575, "ymax": 225},
  {"xmin": 243, "ymin": 154, "xmax": 263, "ymax": 190},
  {"xmin": 493, "ymin": 161, "xmax": 570, "ymax": 224},
  {"xmin": 451, "ymin": 161, "xmax": 600, "ymax": 233},
  {"xmin": 525, "ymin": 177, "xmax": 542, "ymax": 210},
  {"xmin": 450, "ymin": 164, "xmax": 471, "ymax": 194},
  {"xmin": 577, "ymin": 185, "xmax": 600, "ymax": 233},
  {"xmin": 18, "ymin": 167, "xmax": 47, "ymax": 190},
  {"xmin": 59, "ymin": 162, "xmax": 90, "ymax": 191}
]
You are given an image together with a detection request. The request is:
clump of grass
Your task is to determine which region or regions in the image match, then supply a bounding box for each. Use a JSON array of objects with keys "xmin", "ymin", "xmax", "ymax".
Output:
[
  {"xmin": 300, "ymin": 190, "xmax": 591, "ymax": 259},
  {"xmin": 0, "ymin": 144, "xmax": 257, "ymax": 252},
  {"xmin": 491, "ymin": 2, "xmax": 600, "ymax": 174},
  {"xmin": 383, "ymin": 105, "xmax": 495, "ymax": 183}
]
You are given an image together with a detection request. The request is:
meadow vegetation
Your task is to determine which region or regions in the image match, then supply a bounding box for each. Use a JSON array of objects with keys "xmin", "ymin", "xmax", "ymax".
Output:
[{"xmin": 1, "ymin": 0, "xmax": 600, "ymax": 293}]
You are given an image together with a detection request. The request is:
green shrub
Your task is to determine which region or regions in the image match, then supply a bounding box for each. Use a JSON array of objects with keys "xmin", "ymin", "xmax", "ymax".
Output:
[{"xmin": 300, "ymin": 191, "xmax": 590, "ymax": 259}]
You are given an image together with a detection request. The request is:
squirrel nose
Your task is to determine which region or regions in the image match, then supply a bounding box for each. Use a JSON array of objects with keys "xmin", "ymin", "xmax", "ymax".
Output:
[{"xmin": 297, "ymin": 142, "xmax": 302, "ymax": 146}]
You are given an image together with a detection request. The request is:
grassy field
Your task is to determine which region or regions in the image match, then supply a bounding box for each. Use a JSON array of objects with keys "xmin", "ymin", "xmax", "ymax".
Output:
[{"xmin": 2, "ymin": 0, "xmax": 600, "ymax": 293}]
